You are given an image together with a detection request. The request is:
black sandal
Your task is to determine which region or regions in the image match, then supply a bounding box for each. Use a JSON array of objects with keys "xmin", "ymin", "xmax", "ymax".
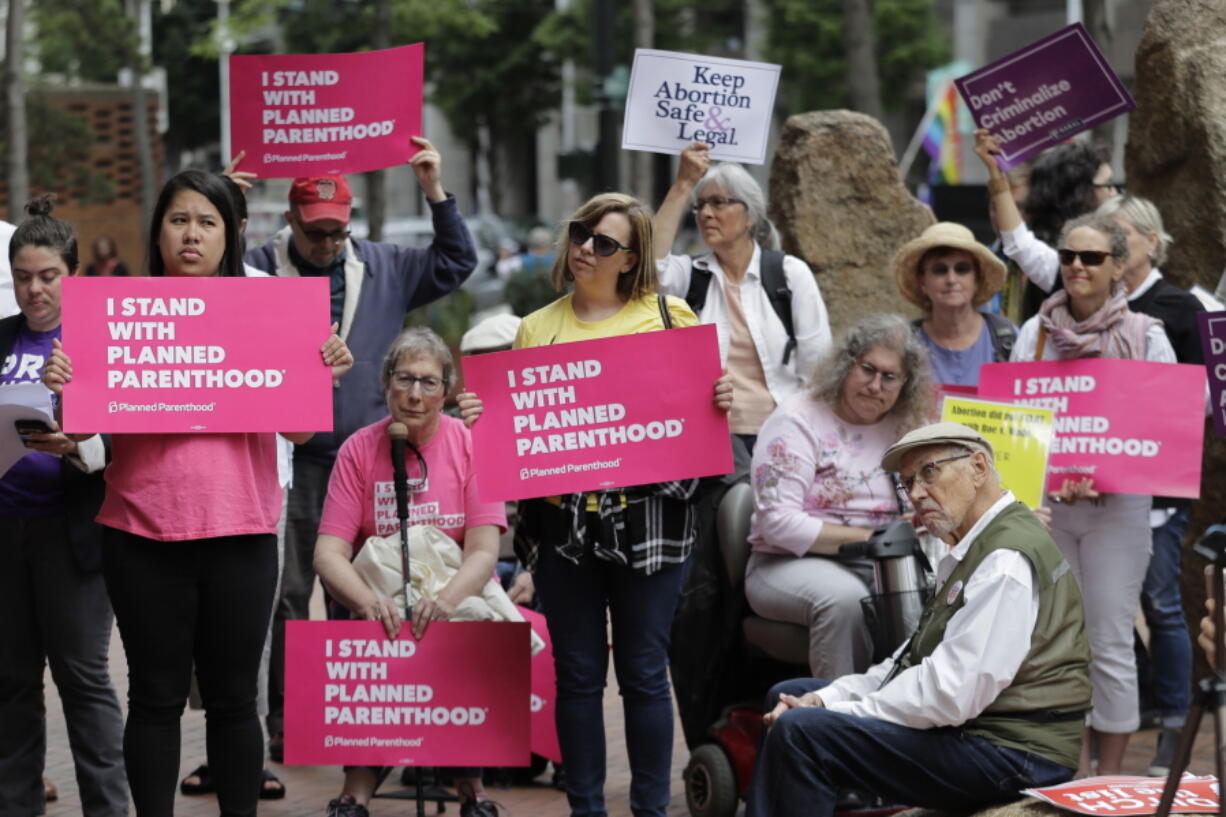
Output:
[
  {"xmin": 259, "ymin": 768, "xmax": 287, "ymax": 800},
  {"xmin": 180, "ymin": 765, "xmax": 214, "ymax": 795}
]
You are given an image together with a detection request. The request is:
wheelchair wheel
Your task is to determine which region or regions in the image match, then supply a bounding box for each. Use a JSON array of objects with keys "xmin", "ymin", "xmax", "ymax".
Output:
[{"xmin": 684, "ymin": 743, "xmax": 739, "ymax": 817}]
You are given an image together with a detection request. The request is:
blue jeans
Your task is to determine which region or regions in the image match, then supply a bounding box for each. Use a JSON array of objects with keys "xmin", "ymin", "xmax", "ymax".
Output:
[
  {"xmin": 534, "ymin": 543, "xmax": 685, "ymax": 817},
  {"xmin": 746, "ymin": 679, "xmax": 1074, "ymax": 817},
  {"xmin": 1141, "ymin": 508, "xmax": 1192, "ymax": 726}
]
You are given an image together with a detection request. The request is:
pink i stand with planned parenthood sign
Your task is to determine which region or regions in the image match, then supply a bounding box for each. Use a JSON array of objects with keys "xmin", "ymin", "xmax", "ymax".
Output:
[
  {"xmin": 229, "ymin": 43, "xmax": 424, "ymax": 178},
  {"xmin": 60, "ymin": 276, "xmax": 333, "ymax": 434},
  {"xmin": 461, "ymin": 324, "xmax": 733, "ymax": 502},
  {"xmin": 283, "ymin": 620, "xmax": 530, "ymax": 766},
  {"xmin": 978, "ymin": 359, "xmax": 1205, "ymax": 498},
  {"xmin": 955, "ymin": 23, "xmax": 1135, "ymax": 169}
]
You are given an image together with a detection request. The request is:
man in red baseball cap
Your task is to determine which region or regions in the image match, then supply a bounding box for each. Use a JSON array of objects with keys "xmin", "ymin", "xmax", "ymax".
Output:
[
  {"xmin": 244, "ymin": 136, "xmax": 478, "ymax": 769},
  {"xmin": 285, "ymin": 175, "xmax": 354, "ymax": 269}
]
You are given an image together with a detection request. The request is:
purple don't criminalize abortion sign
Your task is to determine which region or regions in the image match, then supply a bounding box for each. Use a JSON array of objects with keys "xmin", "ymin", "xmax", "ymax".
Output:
[
  {"xmin": 955, "ymin": 23, "xmax": 1135, "ymax": 169},
  {"xmin": 1198, "ymin": 311, "xmax": 1226, "ymax": 437}
]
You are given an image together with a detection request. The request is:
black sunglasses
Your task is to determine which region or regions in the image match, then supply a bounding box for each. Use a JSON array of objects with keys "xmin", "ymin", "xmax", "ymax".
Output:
[
  {"xmin": 568, "ymin": 221, "xmax": 633, "ymax": 258},
  {"xmin": 1057, "ymin": 249, "xmax": 1112, "ymax": 267}
]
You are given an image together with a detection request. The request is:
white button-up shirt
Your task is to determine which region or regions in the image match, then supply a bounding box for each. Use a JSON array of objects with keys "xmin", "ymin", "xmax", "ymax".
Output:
[
  {"xmin": 656, "ymin": 244, "xmax": 832, "ymax": 407},
  {"xmin": 1000, "ymin": 223, "xmax": 1059, "ymax": 293},
  {"xmin": 817, "ymin": 492, "xmax": 1042, "ymax": 729}
]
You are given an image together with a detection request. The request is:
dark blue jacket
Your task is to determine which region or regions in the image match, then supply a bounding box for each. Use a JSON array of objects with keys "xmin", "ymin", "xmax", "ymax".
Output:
[{"xmin": 245, "ymin": 194, "xmax": 477, "ymax": 461}]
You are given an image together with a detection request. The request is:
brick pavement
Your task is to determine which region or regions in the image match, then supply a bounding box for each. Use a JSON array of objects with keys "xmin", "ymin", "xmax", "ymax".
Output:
[{"xmin": 41, "ymin": 624, "xmax": 1220, "ymax": 817}]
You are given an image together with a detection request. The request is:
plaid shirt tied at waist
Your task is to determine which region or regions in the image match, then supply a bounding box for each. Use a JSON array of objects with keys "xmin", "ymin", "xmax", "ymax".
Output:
[{"xmin": 515, "ymin": 479, "xmax": 699, "ymax": 576}]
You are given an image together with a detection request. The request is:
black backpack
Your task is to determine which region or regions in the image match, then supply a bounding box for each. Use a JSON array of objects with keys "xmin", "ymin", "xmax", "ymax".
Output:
[
  {"xmin": 684, "ymin": 250, "xmax": 797, "ymax": 365},
  {"xmin": 910, "ymin": 312, "xmax": 1017, "ymax": 362}
]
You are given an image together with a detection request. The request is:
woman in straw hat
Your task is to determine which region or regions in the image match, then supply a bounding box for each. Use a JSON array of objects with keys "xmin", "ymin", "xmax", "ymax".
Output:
[{"xmin": 893, "ymin": 222, "xmax": 1016, "ymax": 386}]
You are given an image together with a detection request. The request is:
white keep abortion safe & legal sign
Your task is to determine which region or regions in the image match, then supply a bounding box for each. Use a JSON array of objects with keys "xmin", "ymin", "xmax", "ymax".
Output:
[{"xmin": 622, "ymin": 49, "xmax": 782, "ymax": 165}]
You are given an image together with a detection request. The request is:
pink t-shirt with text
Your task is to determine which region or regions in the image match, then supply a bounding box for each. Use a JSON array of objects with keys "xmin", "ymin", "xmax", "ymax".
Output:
[
  {"xmin": 98, "ymin": 433, "xmax": 282, "ymax": 541},
  {"xmin": 319, "ymin": 414, "xmax": 506, "ymax": 549}
]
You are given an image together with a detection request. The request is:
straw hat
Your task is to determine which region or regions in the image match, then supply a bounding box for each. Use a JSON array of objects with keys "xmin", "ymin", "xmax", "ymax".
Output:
[{"xmin": 892, "ymin": 222, "xmax": 1007, "ymax": 310}]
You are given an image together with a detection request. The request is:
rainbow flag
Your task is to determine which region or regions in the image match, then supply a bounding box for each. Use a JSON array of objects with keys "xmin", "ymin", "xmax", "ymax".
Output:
[{"xmin": 922, "ymin": 81, "xmax": 962, "ymax": 185}]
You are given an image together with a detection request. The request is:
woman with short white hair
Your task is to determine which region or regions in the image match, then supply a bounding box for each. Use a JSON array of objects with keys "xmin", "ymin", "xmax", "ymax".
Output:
[{"xmin": 653, "ymin": 142, "xmax": 833, "ymax": 452}]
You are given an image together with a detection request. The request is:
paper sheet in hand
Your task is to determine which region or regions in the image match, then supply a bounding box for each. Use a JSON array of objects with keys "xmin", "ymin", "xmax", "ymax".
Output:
[{"xmin": 0, "ymin": 381, "xmax": 56, "ymax": 477}]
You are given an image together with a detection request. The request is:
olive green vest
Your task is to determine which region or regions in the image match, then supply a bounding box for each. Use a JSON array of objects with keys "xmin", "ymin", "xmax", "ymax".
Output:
[{"xmin": 889, "ymin": 501, "xmax": 1091, "ymax": 769}]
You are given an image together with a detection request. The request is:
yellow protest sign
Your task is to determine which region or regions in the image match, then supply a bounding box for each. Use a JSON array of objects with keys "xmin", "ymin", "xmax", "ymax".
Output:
[{"xmin": 940, "ymin": 396, "xmax": 1053, "ymax": 508}]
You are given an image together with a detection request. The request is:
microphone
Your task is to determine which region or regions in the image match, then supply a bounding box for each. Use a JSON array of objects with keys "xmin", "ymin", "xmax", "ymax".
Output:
[
  {"xmin": 388, "ymin": 421, "xmax": 413, "ymax": 621},
  {"xmin": 388, "ymin": 421, "xmax": 410, "ymax": 526}
]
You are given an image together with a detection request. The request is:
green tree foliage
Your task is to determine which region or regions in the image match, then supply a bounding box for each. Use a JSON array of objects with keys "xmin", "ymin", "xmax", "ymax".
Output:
[
  {"xmin": 767, "ymin": 0, "xmax": 948, "ymax": 114},
  {"xmin": 152, "ymin": 0, "xmax": 223, "ymax": 157},
  {"xmin": 406, "ymin": 289, "xmax": 474, "ymax": 349},
  {"xmin": 556, "ymin": 0, "xmax": 944, "ymax": 118},
  {"xmin": 31, "ymin": 0, "xmax": 140, "ymax": 81},
  {"xmin": 0, "ymin": 96, "xmax": 115, "ymax": 203}
]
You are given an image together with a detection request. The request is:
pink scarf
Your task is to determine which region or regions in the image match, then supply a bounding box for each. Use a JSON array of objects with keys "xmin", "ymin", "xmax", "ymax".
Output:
[{"xmin": 1037, "ymin": 284, "xmax": 1156, "ymax": 360}]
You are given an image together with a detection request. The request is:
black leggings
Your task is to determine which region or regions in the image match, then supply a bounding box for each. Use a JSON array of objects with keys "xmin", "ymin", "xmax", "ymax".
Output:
[{"xmin": 102, "ymin": 527, "xmax": 277, "ymax": 817}]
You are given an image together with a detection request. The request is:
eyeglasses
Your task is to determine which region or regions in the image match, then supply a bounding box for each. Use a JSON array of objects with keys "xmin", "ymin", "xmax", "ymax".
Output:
[
  {"xmin": 389, "ymin": 372, "xmax": 445, "ymax": 395},
  {"xmin": 896, "ymin": 453, "xmax": 972, "ymax": 497},
  {"xmin": 1093, "ymin": 182, "xmax": 1124, "ymax": 192},
  {"xmin": 854, "ymin": 360, "xmax": 906, "ymax": 392},
  {"xmin": 1057, "ymin": 249, "xmax": 1112, "ymax": 267},
  {"xmin": 924, "ymin": 261, "xmax": 976, "ymax": 277},
  {"xmin": 692, "ymin": 196, "xmax": 746, "ymax": 213},
  {"xmin": 301, "ymin": 227, "xmax": 351, "ymax": 244},
  {"xmin": 568, "ymin": 221, "xmax": 632, "ymax": 257}
]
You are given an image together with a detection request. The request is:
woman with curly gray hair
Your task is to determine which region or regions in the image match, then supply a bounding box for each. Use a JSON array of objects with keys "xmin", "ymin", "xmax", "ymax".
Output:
[{"xmin": 745, "ymin": 313, "xmax": 934, "ymax": 679}]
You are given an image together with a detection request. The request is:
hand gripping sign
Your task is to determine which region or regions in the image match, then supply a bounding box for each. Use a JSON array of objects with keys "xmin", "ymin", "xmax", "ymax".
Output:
[
  {"xmin": 60, "ymin": 276, "xmax": 333, "ymax": 433},
  {"xmin": 622, "ymin": 49, "xmax": 781, "ymax": 165},
  {"xmin": 978, "ymin": 359, "xmax": 1205, "ymax": 498},
  {"xmin": 229, "ymin": 43, "xmax": 424, "ymax": 178},
  {"xmin": 955, "ymin": 23, "xmax": 1134, "ymax": 169},
  {"xmin": 284, "ymin": 620, "xmax": 530, "ymax": 766},
  {"xmin": 461, "ymin": 324, "xmax": 732, "ymax": 502}
]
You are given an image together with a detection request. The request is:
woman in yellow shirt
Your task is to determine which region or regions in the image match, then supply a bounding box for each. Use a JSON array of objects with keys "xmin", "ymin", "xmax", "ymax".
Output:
[{"xmin": 461, "ymin": 192, "xmax": 731, "ymax": 817}]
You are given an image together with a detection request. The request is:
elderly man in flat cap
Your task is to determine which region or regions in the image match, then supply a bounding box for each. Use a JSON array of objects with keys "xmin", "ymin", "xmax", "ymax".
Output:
[{"xmin": 746, "ymin": 422, "xmax": 1091, "ymax": 817}]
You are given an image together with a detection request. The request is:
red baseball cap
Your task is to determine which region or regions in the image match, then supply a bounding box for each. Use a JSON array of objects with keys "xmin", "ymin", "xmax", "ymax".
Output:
[{"xmin": 289, "ymin": 175, "xmax": 353, "ymax": 224}]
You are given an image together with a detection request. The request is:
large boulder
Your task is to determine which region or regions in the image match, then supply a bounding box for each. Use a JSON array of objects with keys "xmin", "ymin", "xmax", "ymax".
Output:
[
  {"xmin": 1126, "ymin": 0, "xmax": 1226, "ymax": 673},
  {"xmin": 1126, "ymin": 0, "xmax": 1226, "ymax": 293},
  {"xmin": 769, "ymin": 110, "xmax": 934, "ymax": 337}
]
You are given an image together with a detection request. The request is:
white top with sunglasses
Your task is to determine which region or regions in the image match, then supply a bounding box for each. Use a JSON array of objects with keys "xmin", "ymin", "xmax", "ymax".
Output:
[{"xmin": 656, "ymin": 243, "xmax": 832, "ymax": 409}]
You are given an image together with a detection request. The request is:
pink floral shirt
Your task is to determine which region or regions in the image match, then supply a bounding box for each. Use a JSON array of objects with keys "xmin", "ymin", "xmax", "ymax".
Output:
[{"xmin": 749, "ymin": 393, "xmax": 902, "ymax": 557}]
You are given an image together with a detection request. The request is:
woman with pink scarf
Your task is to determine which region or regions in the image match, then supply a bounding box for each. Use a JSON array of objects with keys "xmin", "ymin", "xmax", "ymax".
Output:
[{"xmin": 1011, "ymin": 213, "xmax": 1175, "ymax": 775}]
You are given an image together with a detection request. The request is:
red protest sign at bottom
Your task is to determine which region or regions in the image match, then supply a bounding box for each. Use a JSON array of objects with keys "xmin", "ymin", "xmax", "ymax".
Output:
[
  {"xmin": 1024, "ymin": 774, "xmax": 1218, "ymax": 815},
  {"xmin": 284, "ymin": 620, "xmax": 530, "ymax": 766}
]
